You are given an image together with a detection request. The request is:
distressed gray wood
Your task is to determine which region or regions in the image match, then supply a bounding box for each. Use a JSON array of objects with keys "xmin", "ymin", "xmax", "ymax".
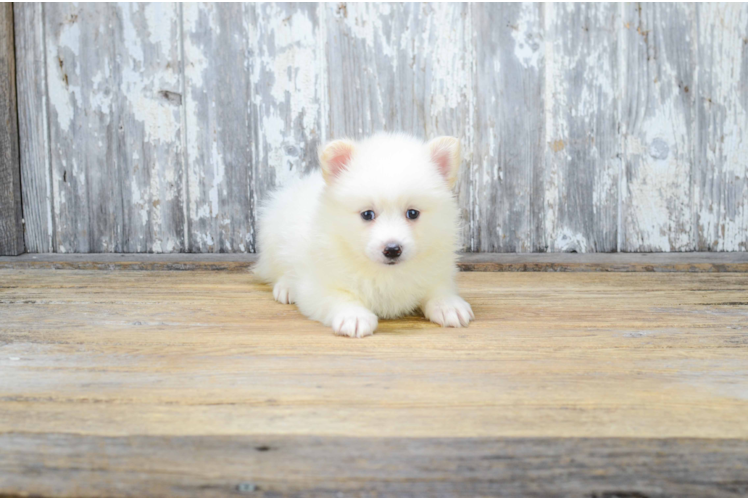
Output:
[
  {"xmin": 326, "ymin": 3, "xmax": 473, "ymax": 248},
  {"xmin": 0, "ymin": 3, "xmax": 23, "ymax": 256},
  {"xmin": 182, "ymin": 3, "xmax": 253, "ymax": 253},
  {"xmin": 694, "ymin": 4, "xmax": 748, "ymax": 252},
  {"xmin": 37, "ymin": 4, "xmax": 184, "ymax": 253},
  {"xmin": 14, "ymin": 3, "xmax": 51, "ymax": 253},
  {"xmin": 113, "ymin": 3, "xmax": 185, "ymax": 253},
  {"xmin": 2, "ymin": 434, "xmax": 748, "ymax": 497},
  {"xmin": 44, "ymin": 4, "xmax": 116, "ymax": 252},
  {"xmin": 13, "ymin": 2, "xmax": 748, "ymax": 253},
  {"xmin": 471, "ymin": 3, "xmax": 546, "ymax": 252},
  {"xmin": 620, "ymin": 3, "xmax": 697, "ymax": 252},
  {"xmin": 250, "ymin": 3, "xmax": 325, "ymax": 208},
  {"xmin": 183, "ymin": 4, "xmax": 322, "ymax": 253},
  {"xmin": 544, "ymin": 3, "xmax": 620, "ymax": 252}
]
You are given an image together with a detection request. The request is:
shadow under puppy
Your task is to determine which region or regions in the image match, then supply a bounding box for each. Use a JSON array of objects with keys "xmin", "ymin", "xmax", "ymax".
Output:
[{"xmin": 255, "ymin": 133, "xmax": 474, "ymax": 338}]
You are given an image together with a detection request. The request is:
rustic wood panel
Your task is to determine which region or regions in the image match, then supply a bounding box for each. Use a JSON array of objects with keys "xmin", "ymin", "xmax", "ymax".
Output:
[
  {"xmin": 13, "ymin": 2, "xmax": 748, "ymax": 253},
  {"xmin": 13, "ymin": 3, "xmax": 51, "ymax": 253},
  {"xmin": 694, "ymin": 4, "xmax": 748, "ymax": 252},
  {"xmin": 182, "ymin": 3, "xmax": 253, "ymax": 253},
  {"xmin": 183, "ymin": 4, "xmax": 323, "ymax": 253},
  {"xmin": 43, "ymin": 4, "xmax": 116, "ymax": 252},
  {"xmin": 0, "ymin": 3, "xmax": 23, "ymax": 256},
  {"xmin": 113, "ymin": 3, "xmax": 185, "ymax": 253},
  {"xmin": 2, "ymin": 434, "xmax": 747, "ymax": 497},
  {"xmin": 250, "ymin": 3, "xmax": 325, "ymax": 207},
  {"xmin": 544, "ymin": 3, "xmax": 620, "ymax": 252},
  {"xmin": 471, "ymin": 3, "xmax": 546, "ymax": 252},
  {"xmin": 620, "ymin": 3, "xmax": 697, "ymax": 252},
  {"xmin": 42, "ymin": 4, "xmax": 185, "ymax": 253}
]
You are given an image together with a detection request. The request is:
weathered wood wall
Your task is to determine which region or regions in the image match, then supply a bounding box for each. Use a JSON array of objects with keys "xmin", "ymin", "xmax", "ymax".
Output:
[
  {"xmin": 14, "ymin": 3, "xmax": 748, "ymax": 253},
  {"xmin": 0, "ymin": 4, "xmax": 24, "ymax": 256}
]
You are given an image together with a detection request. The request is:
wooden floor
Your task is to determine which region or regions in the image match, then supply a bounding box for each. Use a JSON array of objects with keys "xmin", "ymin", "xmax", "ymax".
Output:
[{"xmin": 1, "ymin": 266, "xmax": 748, "ymax": 496}]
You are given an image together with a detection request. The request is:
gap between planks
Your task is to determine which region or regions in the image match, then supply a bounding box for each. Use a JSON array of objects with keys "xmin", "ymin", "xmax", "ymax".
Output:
[{"xmin": 0, "ymin": 252, "xmax": 747, "ymax": 272}]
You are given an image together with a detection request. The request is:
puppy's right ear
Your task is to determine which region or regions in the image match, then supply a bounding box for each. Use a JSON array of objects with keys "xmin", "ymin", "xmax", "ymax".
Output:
[{"xmin": 319, "ymin": 139, "xmax": 356, "ymax": 184}]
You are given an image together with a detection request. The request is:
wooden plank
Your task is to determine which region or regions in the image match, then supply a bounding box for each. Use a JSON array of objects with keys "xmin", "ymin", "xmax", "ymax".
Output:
[
  {"xmin": 113, "ymin": 3, "xmax": 185, "ymax": 252},
  {"xmin": 694, "ymin": 4, "xmax": 748, "ymax": 251},
  {"xmin": 250, "ymin": 3, "xmax": 325, "ymax": 214},
  {"xmin": 14, "ymin": 3, "xmax": 52, "ymax": 253},
  {"xmin": 183, "ymin": 4, "xmax": 323, "ymax": 253},
  {"xmin": 325, "ymin": 3, "xmax": 471, "ymax": 139},
  {"xmin": 182, "ymin": 3, "xmax": 253, "ymax": 253},
  {"xmin": 1, "ymin": 252, "xmax": 747, "ymax": 272},
  {"xmin": 1, "ymin": 434, "xmax": 747, "ymax": 497},
  {"xmin": 44, "ymin": 4, "xmax": 116, "ymax": 252},
  {"xmin": 0, "ymin": 3, "xmax": 24, "ymax": 256},
  {"xmin": 620, "ymin": 4, "xmax": 697, "ymax": 252},
  {"xmin": 43, "ymin": 4, "xmax": 184, "ymax": 253},
  {"xmin": 471, "ymin": 3, "xmax": 546, "ymax": 252},
  {"xmin": 0, "ymin": 270, "xmax": 747, "ymax": 439},
  {"xmin": 544, "ymin": 3, "xmax": 619, "ymax": 252}
]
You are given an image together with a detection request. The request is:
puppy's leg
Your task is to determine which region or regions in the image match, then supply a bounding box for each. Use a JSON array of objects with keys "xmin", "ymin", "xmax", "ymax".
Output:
[
  {"xmin": 422, "ymin": 290, "xmax": 474, "ymax": 328},
  {"xmin": 272, "ymin": 275, "xmax": 295, "ymax": 304}
]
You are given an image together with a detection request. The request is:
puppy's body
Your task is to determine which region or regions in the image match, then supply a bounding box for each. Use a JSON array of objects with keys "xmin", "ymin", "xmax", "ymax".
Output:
[{"xmin": 255, "ymin": 133, "xmax": 473, "ymax": 337}]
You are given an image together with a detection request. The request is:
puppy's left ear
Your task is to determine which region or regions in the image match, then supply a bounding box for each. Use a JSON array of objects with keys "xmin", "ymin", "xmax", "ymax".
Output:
[
  {"xmin": 427, "ymin": 136, "xmax": 461, "ymax": 188},
  {"xmin": 319, "ymin": 139, "xmax": 356, "ymax": 184}
]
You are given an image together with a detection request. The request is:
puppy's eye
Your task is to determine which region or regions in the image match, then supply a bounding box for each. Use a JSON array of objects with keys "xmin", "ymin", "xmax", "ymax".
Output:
[
  {"xmin": 406, "ymin": 209, "xmax": 420, "ymax": 220},
  {"xmin": 361, "ymin": 210, "xmax": 376, "ymax": 221}
]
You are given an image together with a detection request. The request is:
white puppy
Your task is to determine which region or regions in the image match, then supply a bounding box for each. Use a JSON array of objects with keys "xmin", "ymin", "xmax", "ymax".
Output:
[{"xmin": 255, "ymin": 133, "xmax": 474, "ymax": 338}]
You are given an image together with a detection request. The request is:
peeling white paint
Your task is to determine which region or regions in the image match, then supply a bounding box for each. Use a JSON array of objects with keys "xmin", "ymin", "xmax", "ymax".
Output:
[
  {"xmin": 20, "ymin": 2, "xmax": 748, "ymax": 253},
  {"xmin": 46, "ymin": 20, "xmax": 80, "ymax": 133},
  {"xmin": 511, "ymin": 3, "xmax": 542, "ymax": 70}
]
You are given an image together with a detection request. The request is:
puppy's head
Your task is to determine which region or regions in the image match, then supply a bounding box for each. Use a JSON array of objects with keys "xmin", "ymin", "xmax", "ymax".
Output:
[{"xmin": 318, "ymin": 133, "xmax": 461, "ymax": 268}]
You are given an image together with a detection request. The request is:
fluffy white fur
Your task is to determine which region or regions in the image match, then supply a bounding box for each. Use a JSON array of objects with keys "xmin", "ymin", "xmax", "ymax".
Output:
[{"xmin": 254, "ymin": 133, "xmax": 474, "ymax": 338}]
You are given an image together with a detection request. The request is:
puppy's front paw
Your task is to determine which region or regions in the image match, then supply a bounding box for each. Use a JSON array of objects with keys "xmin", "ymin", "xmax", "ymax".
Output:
[
  {"xmin": 331, "ymin": 306, "xmax": 378, "ymax": 338},
  {"xmin": 424, "ymin": 295, "xmax": 474, "ymax": 328},
  {"xmin": 273, "ymin": 281, "xmax": 294, "ymax": 304}
]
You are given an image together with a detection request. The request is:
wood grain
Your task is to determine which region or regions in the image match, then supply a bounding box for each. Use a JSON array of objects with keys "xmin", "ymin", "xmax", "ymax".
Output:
[
  {"xmin": 694, "ymin": 4, "xmax": 748, "ymax": 252},
  {"xmin": 620, "ymin": 3, "xmax": 697, "ymax": 252},
  {"xmin": 40, "ymin": 4, "xmax": 186, "ymax": 253},
  {"xmin": 0, "ymin": 3, "xmax": 23, "ymax": 256},
  {"xmin": 14, "ymin": 3, "xmax": 51, "ymax": 253},
  {"xmin": 544, "ymin": 3, "xmax": 619, "ymax": 252},
  {"xmin": 1, "ymin": 270, "xmax": 747, "ymax": 439},
  {"xmin": 0, "ymin": 269, "xmax": 747, "ymax": 496},
  {"xmin": 182, "ymin": 3, "xmax": 253, "ymax": 253},
  {"xmin": 12, "ymin": 2, "xmax": 748, "ymax": 253},
  {"xmin": 471, "ymin": 3, "xmax": 545, "ymax": 252},
  {"xmin": 114, "ymin": 3, "xmax": 185, "ymax": 253},
  {"xmin": 2, "ymin": 434, "xmax": 747, "ymax": 497}
]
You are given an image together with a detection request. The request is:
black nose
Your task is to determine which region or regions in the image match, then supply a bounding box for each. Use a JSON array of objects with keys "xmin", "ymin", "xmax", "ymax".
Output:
[{"xmin": 383, "ymin": 243, "xmax": 402, "ymax": 259}]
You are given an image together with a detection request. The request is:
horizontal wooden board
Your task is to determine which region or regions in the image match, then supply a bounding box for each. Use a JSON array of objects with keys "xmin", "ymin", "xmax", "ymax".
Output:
[
  {"xmin": 1, "ymin": 269, "xmax": 747, "ymax": 440},
  {"xmin": 2, "ymin": 433, "xmax": 747, "ymax": 497},
  {"xmin": 0, "ymin": 252, "xmax": 747, "ymax": 272}
]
